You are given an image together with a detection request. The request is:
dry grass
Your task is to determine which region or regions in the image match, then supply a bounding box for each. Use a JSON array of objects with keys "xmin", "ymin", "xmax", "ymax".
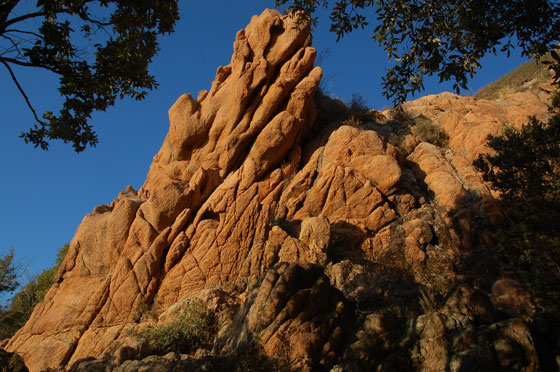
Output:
[
  {"xmin": 413, "ymin": 115, "xmax": 449, "ymax": 147},
  {"xmin": 475, "ymin": 55, "xmax": 553, "ymax": 100}
]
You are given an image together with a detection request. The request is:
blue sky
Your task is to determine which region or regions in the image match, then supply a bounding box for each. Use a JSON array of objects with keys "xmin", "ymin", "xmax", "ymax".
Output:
[{"xmin": 0, "ymin": 1, "xmax": 528, "ymax": 279}]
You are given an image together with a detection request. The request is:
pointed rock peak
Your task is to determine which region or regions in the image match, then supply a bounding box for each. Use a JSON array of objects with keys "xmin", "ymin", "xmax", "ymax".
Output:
[
  {"xmin": 148, "ymin": 8, "xmax": 319, "ymax": 173},
  {"xmin": 5, "ymin": 9, "xmax": 322, "ymax": 372}
]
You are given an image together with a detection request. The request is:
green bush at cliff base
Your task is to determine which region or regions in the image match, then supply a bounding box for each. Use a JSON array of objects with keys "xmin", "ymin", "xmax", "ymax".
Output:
[{"xmin": 133, "ymin": 299, "xmax": 217, "ymax": 355}]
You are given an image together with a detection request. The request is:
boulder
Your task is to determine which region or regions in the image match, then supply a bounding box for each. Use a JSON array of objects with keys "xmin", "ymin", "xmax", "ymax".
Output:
[{"xmin": 215, "ymin": 263, "xmax": 351, "ymax": 372}]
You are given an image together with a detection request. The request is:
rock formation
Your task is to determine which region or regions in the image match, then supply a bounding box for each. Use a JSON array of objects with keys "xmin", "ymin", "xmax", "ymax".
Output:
[{"xmin": 5, "ymin": 8, "xmax": 556, "ymax": 372}]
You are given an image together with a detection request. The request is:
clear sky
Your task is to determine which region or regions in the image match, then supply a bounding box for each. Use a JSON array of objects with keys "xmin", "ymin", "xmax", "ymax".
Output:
[{"xmin": 0, "ymin": 0, "xmax": 528, "ymax": 280}]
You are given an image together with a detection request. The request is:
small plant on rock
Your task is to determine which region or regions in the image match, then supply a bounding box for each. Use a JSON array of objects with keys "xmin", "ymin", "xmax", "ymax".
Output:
[
  {"xmin": 414, "ymin": 115, "xmax": 449, "ymax": 147},
  {"xmin": 342, "ymin": 93, "xmax": 372, "ymax": 126},
  {"xmin": 347, "ymin": 93, "xmax": 369, "ymax": 114}
]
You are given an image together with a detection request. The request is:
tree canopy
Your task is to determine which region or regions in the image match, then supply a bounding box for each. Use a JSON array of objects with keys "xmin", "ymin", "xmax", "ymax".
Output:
[
  {"xmin": 275, "ymin": 0, "xmax": 560, "ymax": 104},
  {"xmin": 0, "ymin": 244, "xmax": 68, "ymax": 340},
  {"xmin": 0, "ymin": 248, "xmax": 19, "ymax": 295},
  {"xmin": 1, "ymin": 0, "xmax": 179, "ymax": 152}
]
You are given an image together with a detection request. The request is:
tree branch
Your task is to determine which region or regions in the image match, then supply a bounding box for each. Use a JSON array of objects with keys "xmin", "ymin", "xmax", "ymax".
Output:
[
  {"xmin": 1, "ymin": 33, "xmax": 24, "ymax": 57},
  {"xmin": 4, "ymin": 11, "xmax": 47, "ymax": 29},
  {"xmin": 0, "ymin": 56, "xmax": 58, "ymax": 73},
  {"xmin": 80, "ymin": 13, "xmax": 111, "ymax": 27},
  {"xmin": 4, "ymin": 28, "xmax": 42, "ymax": 38},
  {"xmin": 4, "ymin": 0, "xmax": 99, "ymax": 29},
  {"xmin": 1, "ymin": 59, "xmax": 46, "ymax": 125}
]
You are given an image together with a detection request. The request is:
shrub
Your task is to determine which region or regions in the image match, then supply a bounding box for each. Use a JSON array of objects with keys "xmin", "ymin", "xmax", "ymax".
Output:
[
  {"xmin": 227, "ymin": 340, "xmax": 290, "ymax": 372},
  {"xmin": 341, "ymin": 93, "xmax": 371, "ymax": 126},
  {"xmin": 414, "ymin": 115, "xmax": 449, "ymax": 147},
  {"xmin": 388, "ymin": 105, "xmax": 414, "ymax": 123},
  {"xmin": 347, "ymin": 93, "xmax": 369, "ymax": 115},
  {"xmin": 474, "ymin": 112, "xmax": 560, "ymax": 311},
  {"xmin": 342, "ymin": 93, "xmax": 389, "ymax": 128},
  {"xmin": 133, "ymin": 299, "xmax": 217, "ymax": 355},
  {"xmin": 473, "ymin": 116, "xmax": 560, "ymax": 204}
]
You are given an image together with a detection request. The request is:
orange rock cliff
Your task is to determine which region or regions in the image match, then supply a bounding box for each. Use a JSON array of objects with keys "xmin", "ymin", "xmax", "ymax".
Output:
[{"xmin": 3, "ymin": 9, "xmax": 554, "ymax": 372}]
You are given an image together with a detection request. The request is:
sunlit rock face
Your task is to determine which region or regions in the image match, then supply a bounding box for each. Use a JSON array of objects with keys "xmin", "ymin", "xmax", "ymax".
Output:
[
  {"xmin": 5, "ymin": 9, "xmax": 321, "ymax": 371},
  {"xmin": 5, "ymin": 8, "xmax": 553, "ymax": 372}
]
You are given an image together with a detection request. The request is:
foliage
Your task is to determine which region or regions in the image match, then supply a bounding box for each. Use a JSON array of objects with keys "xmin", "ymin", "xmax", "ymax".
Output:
[
  {"xmin": 503, "ymin": 226, "xmax": 560, "ymax": 307},
  {"xmin": 132, "ymin": 299, "xmax": 217, "ymax": 355},
  {"xmin": 473, "ymin": 117, "xmax": 560, "ymax": 205},
  {"xmin": 0, "ymin": 348, "xmax": 27, "ymax": 372},
  {"xmin": 275, "ymin": 0, "xmax": 560, "ymax": 105},
  {"xmin": 347, "ymin": 93, "xmax": 369, "ymax": 114},
  {"xmin": 388, "ymin": 106, "xmax": 413, "ymax": 123},
  {"xmin": 0, "ymin": 244, "xmax": 68, "ymax": 340},
  {"xmin": 1, "ymin": 0, "xmax": 179, "ymax": 152},
  {"xmin": 474, "ymin": 111, "xmax": 560, "ymax": 310},
  {"xmin": 225, "ymin": 340, "xmax": 290, "ymax": 372},
  {"xmin": 342, "ymin": 93, "xmax": 377, "ymax": 126},
  {"xmin": 0, "ymin": 248, "xmax": 19, "ymax": 295},
  {"xmin": 413, "ymin": 115, "xmax": 448, "ymax": 147},
  {"xmin": 544, "ymin": 46, "xmax": 560, "ymax": 83}
]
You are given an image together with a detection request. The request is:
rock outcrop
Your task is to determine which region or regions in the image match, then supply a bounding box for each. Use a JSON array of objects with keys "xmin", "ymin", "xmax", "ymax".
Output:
[{"xmin": 5, "ymin": 8, "xmax": 556, "ymax": 372}]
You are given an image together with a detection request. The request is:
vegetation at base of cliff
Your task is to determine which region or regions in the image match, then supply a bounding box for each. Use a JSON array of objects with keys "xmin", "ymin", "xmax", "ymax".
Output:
[
  {"xmin": 0, "ymin": 348, "xmax": 27, "ymax": 372},
  {"xmin": 475, "ymin": 56, "xmax": 554, "ymax": 100},
  {"xmin": 218, "ymin": 341, "xmax": 290, "ymax": 372},
  {"xmin": 0, "ymin": 244, "xmax": 68, "ymax": 340},
  {"xmin": 131, "ymin": 299, "xmax": 218, "ymax": 355}
]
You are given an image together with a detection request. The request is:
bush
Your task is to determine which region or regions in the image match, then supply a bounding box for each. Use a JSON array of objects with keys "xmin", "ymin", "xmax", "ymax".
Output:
[
  {"xmin": 388, "ymin": 106, "xmax": 413, "ymax": 123},
  {"xmin": 226, "ymin": 340, "xmax": 290, "ymax": 372},
  {"xmin": 474, "ymin": 112, "xmax": 560, "ymax": 311},
  {"xmin": 347, "ymin": 93, "xmax": 369, "ymax": 115},
  {"xmin": 133, "ymin": 299, "xmax": 217, "ymax": 355},
  {"xmin": 0, "ymin": 349, "xmax": 27, "ymax": 372},
  {"xmin": 414, "ymin": 115, "xmax": 449, "ymax": 147},
  {"xmin": 341, "ymin": 93, "xmax": 370, "ymax": 126},
  {"xmin": 474, "ymin": 116, "xmax": 560, "ymax": 205}
]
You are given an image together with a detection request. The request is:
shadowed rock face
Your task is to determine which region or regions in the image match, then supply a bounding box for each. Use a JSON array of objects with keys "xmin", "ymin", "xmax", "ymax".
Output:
[{"xmin": 5, "ymin": 8, "xmax": 555, "ymax": 372}]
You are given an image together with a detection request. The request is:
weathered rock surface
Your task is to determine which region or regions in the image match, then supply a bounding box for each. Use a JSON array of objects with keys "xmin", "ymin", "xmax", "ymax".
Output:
[
  {"xmin": 6, "ymin": 9, "xmax": 321, "ymax": 371},
  {"xmin": 347, "ymin": 288, "xmax": 539, "ymax": 372},
  {"xmin": 215, "ymin": 263, "xmax": 350, "ymax": 372},
  {"xmin": 6, "ymin": 8, "xmax": 556, "ymax": 372}
]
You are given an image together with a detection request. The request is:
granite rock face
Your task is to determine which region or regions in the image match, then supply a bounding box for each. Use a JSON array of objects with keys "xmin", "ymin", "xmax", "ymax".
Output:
[
  {"xmin": 6, "ymin": 9, "xmax": 322, "ymax": 371},
  {"xmin": 5, "ymin": 8, "xmax": 555, "ymax": 372}
]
